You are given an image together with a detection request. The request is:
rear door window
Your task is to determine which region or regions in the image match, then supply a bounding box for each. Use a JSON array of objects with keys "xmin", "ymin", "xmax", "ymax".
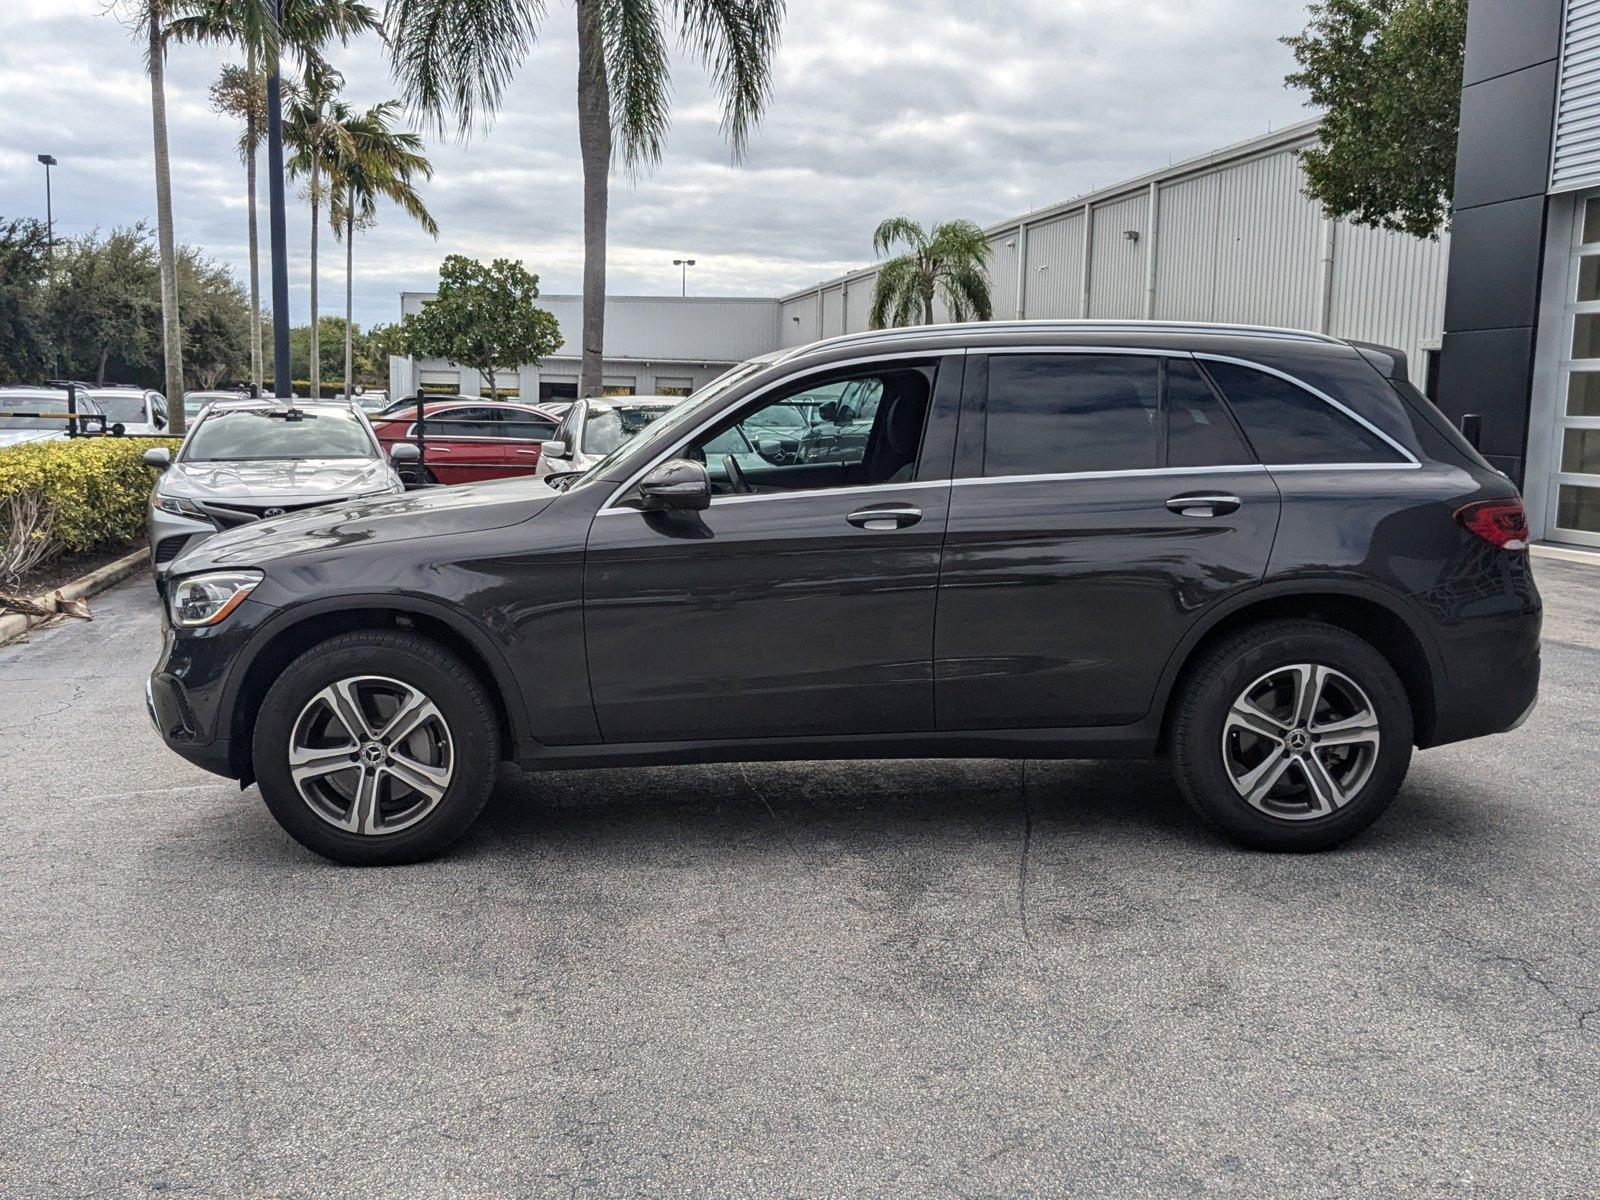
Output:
[
  {"xmin": 983, "ymin": 354, "xmax": 1161, "ymax": 476},
  {"xmin": 1202, "ymin": 360, "xmax": 1405, "ymax": 465},
  {"xmin": 1164, "ymin": 359, "xmax": 1255, "ymax": 468}
]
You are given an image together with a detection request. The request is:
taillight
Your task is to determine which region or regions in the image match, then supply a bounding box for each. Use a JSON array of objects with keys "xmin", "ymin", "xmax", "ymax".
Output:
[{"xmin": 1454, "ymin": 498, "xmax": 1529, "ymax": 550}]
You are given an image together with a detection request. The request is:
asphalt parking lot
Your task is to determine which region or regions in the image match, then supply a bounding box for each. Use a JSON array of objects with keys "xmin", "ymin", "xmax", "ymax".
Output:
[{"xmin": 1, "ymin": 563, "xmax": 1597, "ymax": 1199}]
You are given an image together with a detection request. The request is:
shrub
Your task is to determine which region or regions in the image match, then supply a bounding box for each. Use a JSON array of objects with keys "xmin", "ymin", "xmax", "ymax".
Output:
[{"xmin": 0, "ymin": 437, "xmax": 180, "ymax": 581}]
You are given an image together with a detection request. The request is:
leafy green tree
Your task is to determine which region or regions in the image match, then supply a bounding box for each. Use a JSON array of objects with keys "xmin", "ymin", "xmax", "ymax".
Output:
[
  {"xmin": 401, "ymin": 256, "xmax": 562, "ymax": 399},
  {"xmin": 364, "ymin": 322, "xmax": 407, "ymax": 377},
  {"xmin": 384, "ymin": 0, "xmax": 785, "ymax": 398},
  {"xmin": 47, "ymin": 227, "xmax": 161, "ymax": 387},
  {"xmin": 1284, "ymin": 0, "xmax": 1467, "ymax": 239},
  {"xmin": 0, "ymin": 218, "xmax": 51, "ymax": 385},
  {"xmin": 327, "ymin": 100, "xmax": 437, "ymax": 399},
  {"xmin": 178, "ymin": 248, "xmax": 253, "ymax": 388},
  {"xmin": 868, "ymin": 217, "xmax": 993, "ymax": 329}
]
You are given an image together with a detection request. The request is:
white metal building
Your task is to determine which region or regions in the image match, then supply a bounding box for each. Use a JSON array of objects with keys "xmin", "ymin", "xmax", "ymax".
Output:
[
  {"xmin": 390, "ymin": 292, "xmax": 782, "ymax": 403},
  {"xmin": 779, "ymin": 119, "xmax": 1450, "ymax": 393}
]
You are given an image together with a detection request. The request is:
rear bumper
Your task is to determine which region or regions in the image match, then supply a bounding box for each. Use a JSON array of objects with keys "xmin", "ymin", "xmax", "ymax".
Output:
[{"xmin": 1420, "ymin": 589, "xmax": 1542, "ymax": 748}]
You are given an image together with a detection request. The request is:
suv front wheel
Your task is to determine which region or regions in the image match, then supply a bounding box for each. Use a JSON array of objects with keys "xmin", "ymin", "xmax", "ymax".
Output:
[
  {"xmin": 252, "ymin": 631, "xmax": 500, "ymax": 865},
  {"xmin": 1171, "ymin": 620, "xmax": 1414, "ymax": 851}
]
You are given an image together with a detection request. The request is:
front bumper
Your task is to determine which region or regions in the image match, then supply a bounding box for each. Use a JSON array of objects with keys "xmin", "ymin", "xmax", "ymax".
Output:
[
  {"xmin": 147, "ymin": 600, "xmax": 275, "ymax": 780},
  {"xmin": 148, "ymin": 505, "xmax": 216, "ymax": 585}
]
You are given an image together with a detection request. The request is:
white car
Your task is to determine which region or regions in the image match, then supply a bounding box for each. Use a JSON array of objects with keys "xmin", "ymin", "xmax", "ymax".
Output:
[
  {"xmin": 89, "ymin": 386, "xmax": 169, "ymax": 435},
  {"xmin": 0, "ymin": 386, "xmax": 109, "ymax": 447},
  {"xmin": 533, "ymin": 395, "xmax": 683, "ymax": 478}
]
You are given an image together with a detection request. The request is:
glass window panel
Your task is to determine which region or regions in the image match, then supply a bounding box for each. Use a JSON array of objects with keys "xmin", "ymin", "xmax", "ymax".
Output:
[
  {"xmin": 1574, "ymin": 313, "xmax": 1600, "ymax": 359},
  {"xmin": 1561, "ymin": 428, "xmax": 1600, "ymax": 475},
  {"xmin": 1584, "ymin": 198, "xmax": 1600, "ymax": 246},
  {"xmin": 1567, "ymin": 372, "xmax": 1600, "ymax": 417},
  {"xmin": 1580, "ymin": 256, "xmax": 1600, "ymax": 302},
  {"xmin": 1203, "ymin": 361, "xmax": 1402, "ymax": 465},
  {"xmin": 983, "ymin": 355, "xmax": 1161, "ymax": 476},
  {"xmin": 1556, "ymin": 483, "xmax": 1600, "ymax": 533},
  {"xmin": 1164, "ymin": 359, "xmax": 1255, "ymax": 468}
]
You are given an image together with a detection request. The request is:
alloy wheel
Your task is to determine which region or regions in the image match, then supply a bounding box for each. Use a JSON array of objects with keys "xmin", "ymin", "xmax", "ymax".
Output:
[
  {"xmin": 288, "ymin": 675, "xmax": 454, "ymax": 836},
  {"xmin": 1221, "ymin": 663, "xmax": 1381, "ymax": 821}
]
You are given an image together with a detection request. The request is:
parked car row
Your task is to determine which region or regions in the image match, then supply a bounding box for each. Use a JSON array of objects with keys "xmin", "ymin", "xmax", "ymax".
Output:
[{"xmin": 0, "ymin": 382, "xmax": 168, "ymax": 444}]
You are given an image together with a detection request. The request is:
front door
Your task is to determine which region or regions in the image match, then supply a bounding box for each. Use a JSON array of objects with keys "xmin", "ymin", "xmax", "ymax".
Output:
[
  {"xmin": 583, "ymin": 357, "xmax": 959, "ymax": 743},
  {"xmin": 935, "ymin": 352, "xmax": 1281, "ymax": 730}
]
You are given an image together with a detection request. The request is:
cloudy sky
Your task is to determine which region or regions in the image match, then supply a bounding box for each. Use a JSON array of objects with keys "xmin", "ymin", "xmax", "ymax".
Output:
[{"xmin": 0, "ymin": 0, "xmax": 1319, "ymax": 328}]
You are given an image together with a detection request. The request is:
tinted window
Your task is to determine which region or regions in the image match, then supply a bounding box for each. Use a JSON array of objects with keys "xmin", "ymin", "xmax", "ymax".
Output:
[
  {"xmin": 582, "ymin": 404, "xmax": 675, "ymax": 457},
  {"xmin": 1164, "ymin": 359, "xmax": 1254, "ymax": 468},
  {"xmin": 984, "ymin": 355, "xmax": 1160, "ymax": 476},
  {"xmin": 421, "ymin": 406, "xmax": 500, "ymax": 438},
  {"xmin": 0, "ymin": 395, "xmax": 67, "ymax": 430},
  {"xmin": 95, "ymin": 393, "xmax": 150, "ymax": 424},
  {"xmin": 1203, "ymin": 361, "xmax": 1403, "ymax": 465},
  {"xmin": 182, "ymin": 408, "xmax": 376, "ymax": 461},
  {"xmin": 500, "ymin": 412, "xmax": 558, "ymax": 441}
]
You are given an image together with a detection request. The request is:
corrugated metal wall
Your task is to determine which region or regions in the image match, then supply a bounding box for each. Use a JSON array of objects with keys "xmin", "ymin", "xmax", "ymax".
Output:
[
  {"xmin": 846, "ymin": 275, "xmax": 877, "ymax": 333},
  {"xmin": 1089, "ymin": 192, "xmax": 1149, "ymax": 318},
  {"xmin": 821, "ymin": 286, "xmax": 846, "ymax": 337},
  {"xmin": 778, "ymin": 121, "xmax": 1449, "ymax": 385},
  {"xmin": 1328, "ymin": 220, "xmax": 1450, "ymax": 378},
  {"xmin": 781, "ymin": 296, "xmax": 818, "ymax": 347},
  {"xmin": 1553, "ymin": 0, "xmax": 1600, "ymax": 193},
  {"xmin": 1026, "ymin": 212, "xmax": 1086, "ymax": 317}
]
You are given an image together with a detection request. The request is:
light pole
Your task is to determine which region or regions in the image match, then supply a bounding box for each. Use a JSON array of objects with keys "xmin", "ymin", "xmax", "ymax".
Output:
[
  {"xmin": 36, "ymin": 154, "xmax": 57, "ymax": 266},
  {"xmin": 264, "ymin": 0, "xmax": 292, "ymax": 398},
  {"xmin": 673, "ymin": 257, "xmax": 696, "ymax": 298}
]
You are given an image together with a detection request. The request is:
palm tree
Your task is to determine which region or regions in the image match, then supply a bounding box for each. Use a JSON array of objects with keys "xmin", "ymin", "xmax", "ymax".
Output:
[
  {"xmin": 326, "ymin": 101, "xmax": 438, "ymax": 399},
  {"xmin": 208, "ymin": 62, "xmax": 267, "ymax": 394},
  {"xmin": 385, "ymin": 0, "xmax": 785, "ymax": 398},
  {"xmin": 115, "ymin": 1, "xmax": 187, "ymax": 431},
  {"xmin": 166, "ymin": 0, "xmax": 380, "ymax": 395},
  {"xmin": 868, "ymin": 217, "xmax": 994, "ymax": 329},
  {"xmin": 284, "ymin": 64, "xmax": 354, "ymax": 398}
]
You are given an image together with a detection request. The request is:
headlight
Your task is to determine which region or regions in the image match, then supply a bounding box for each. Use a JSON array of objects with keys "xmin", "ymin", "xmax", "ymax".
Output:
[
  {"xmin": 154, "ymin": 494, "xmax": 205, "ymax": 517},
  {"xmin": 168, "ymin": 570, "xmax": 263, "ymax": 628}
]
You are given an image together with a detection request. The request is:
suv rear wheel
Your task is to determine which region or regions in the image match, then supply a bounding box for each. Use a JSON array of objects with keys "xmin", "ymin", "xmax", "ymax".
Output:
[
  {"xmin": 252, "ymin": 631, "xmax": 500, "ymax": 865},
  {"xmin": 1170, "ymin": 620, "xmax": 1413, "ymax": 851}
]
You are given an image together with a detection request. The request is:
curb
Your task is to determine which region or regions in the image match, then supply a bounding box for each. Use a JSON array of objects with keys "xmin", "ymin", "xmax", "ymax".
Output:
[
  {"xmin": 1530, "ymin": 542, "xmax": 1600, "ymax": 567},
  {"xmin": 0, "ymin": 545, "xmax": 149, "ymax": 648}
]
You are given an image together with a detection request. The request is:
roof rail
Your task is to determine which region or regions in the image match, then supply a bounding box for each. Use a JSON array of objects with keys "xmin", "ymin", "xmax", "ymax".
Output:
[{"xmin": 778, "ymin": 319, "xmax": 1346, "ymax": 361}]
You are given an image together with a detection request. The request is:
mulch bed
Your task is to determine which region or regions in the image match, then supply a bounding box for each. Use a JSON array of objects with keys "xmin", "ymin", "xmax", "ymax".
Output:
[{"xmin": 4, "ymin": 539, "xmax": 145, "ymax": 604}]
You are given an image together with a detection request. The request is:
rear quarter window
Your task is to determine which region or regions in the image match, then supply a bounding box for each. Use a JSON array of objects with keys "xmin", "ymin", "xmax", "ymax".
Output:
[{"xmin": 1201, "ymin": 360, "xmax": 1406, "ymax": 465}]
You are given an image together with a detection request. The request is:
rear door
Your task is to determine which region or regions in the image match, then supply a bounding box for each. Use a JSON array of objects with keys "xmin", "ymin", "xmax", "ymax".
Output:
[
  {"xmin": 499, "ymin": 405, "xmax": 560, "ymax": 475},
  {"xmin": 934, "ymin": 351, "xmax": 1281, "ymax": 730},
  {"xmin": 417, "ymin": 405, "xmax": 507, "ymax": 483}
]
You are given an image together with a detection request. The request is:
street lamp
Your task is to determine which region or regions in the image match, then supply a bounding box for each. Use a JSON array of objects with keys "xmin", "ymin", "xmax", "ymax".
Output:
[
  {"xmin": 673, "ymin": 258, "xmax": 696, "ymax": 297},
  {"xmin": 36, "ymin": 154, "xmax": 57, "ymax": 265}
]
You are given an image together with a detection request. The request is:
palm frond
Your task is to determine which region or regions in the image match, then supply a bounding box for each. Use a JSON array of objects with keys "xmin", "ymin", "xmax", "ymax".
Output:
[
  {"xmin": 869, "ymin": 256, "xmax": 920, "ymax": 329},
  {"xmin": 384, "ymin": 0, "xmax": 546, "ymax": 135},
  {"xmin": 670, "ymin": 0, "xmax": 784, "ymax": 159},
  {"xmin": 872, "ymin": 215, "xmax": 927, "ymax": 259},
  {"xmin": 600, "ymin": 0, "xmax": 672, "ymax": 170}
]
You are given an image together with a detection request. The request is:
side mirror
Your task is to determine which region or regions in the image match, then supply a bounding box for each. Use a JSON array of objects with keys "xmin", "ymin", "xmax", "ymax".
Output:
[
  {"xmin": 638, "ymin": 458, "xmax": 710, "ymax": 512},
  {"xmin": 110, "ymin": 422, "xmax": 126, "ymax": 437},
  {"xmin": 142, "ymin": 447, "xmax": 170, "ymax": 471},
  {"xmin": 817, "ymin": 401, "xmax": 838, "ymax": 423},
  {"xmin": 1460, "ymin": 413, "xmax": 1484, "ymax": 451},
  {"xmin": 542, "ymin": 439, "xmax": 570, "ymax": 460},
  {"xmin": 389, "ymin": 442, "xmax": 421, "ymax": 464}
]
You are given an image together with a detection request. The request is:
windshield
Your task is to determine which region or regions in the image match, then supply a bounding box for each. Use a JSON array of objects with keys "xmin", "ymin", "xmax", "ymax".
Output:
[
  {"xmin": 181, "ymin": 407, "xmax": 377, "ymax": 462},
  {"xmin": 568, "ymin": 359, "xmax": 773, "ymax": 488},
  {"xmin": 0, "ymin": 396, "xmax": 68, "ymax": 430},
  {"xmin": 583, "ymin": 404, "xmax": 676, "ymax": 457},
  {"xmin": 96, "ymin": 393, "xmax": 149, "ymax": 423}
]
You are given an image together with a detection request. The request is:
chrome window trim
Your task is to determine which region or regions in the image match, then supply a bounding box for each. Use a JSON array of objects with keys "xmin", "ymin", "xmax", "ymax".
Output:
[
  {"xmin": 952, "ymin": 465, "xmax": 1268, "ymax": 487},
  {"xmin": 1193, "ymin": 352, "xmax": 1420, "ymax": 467},
  {"xmin": 599, "ymin": 350, "xmax": 961, "ymax": 512},
  {"xmin": 980, "ymin": 346, "xmax": 1190, "ymax": 358},
  {"xmin": 596, "ymin": 478, "xmax": 948, "ymax": 515}
]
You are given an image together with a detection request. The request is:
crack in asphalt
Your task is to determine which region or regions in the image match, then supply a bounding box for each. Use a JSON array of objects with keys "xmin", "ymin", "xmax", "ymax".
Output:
[{"xmin": 1017, "ymin": 760, "xmax": 1034, "ymax": 946}]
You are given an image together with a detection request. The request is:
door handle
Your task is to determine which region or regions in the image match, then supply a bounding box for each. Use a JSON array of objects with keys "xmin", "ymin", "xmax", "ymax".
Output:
[
  {"xmin": 429, "ymin": 445, "xmax": 453, "ymax": 453},
  {"xmin": 1166, "ymin": 492, "xmax": 1241, "ymax": 517},
  {"xmin": 846, "ymin": 504, "xmax": 922, "ymax": 531},
  {"xmin": 515, "ymin": 448, "xmax": 539, "ymax": 456}
]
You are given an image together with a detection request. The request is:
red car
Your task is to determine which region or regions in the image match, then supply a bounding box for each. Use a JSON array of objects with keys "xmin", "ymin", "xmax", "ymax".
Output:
[{"xmin": 370, "ymin": 399, "xmax": 563, "ymax": 484}]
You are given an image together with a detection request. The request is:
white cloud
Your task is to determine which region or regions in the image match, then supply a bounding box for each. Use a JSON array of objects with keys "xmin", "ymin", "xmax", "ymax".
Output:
[{"xmin": 0, "ymin": 0, "xmax": 1317, "ymax": 326}]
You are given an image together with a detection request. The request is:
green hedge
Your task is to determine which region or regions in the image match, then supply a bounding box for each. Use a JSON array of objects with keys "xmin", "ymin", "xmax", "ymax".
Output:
[{"xmin": 0, "ymin": 437, "xmax": 180, "ymax": 556}]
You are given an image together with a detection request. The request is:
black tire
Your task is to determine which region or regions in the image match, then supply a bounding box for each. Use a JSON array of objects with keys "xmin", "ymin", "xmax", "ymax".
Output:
[
  {"xmin": 1170, "ymin": 619, "xmax": 1413, "ymax": 852},
  {"xmin": 252, "ymin": 630, "xmax": 500, "ymax": 865}
]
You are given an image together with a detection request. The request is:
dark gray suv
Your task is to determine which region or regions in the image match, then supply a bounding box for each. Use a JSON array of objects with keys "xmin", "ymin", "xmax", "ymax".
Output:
[{"xmin": 148, "ymin": 322, "xmax": 1541, "ymax": 865}]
